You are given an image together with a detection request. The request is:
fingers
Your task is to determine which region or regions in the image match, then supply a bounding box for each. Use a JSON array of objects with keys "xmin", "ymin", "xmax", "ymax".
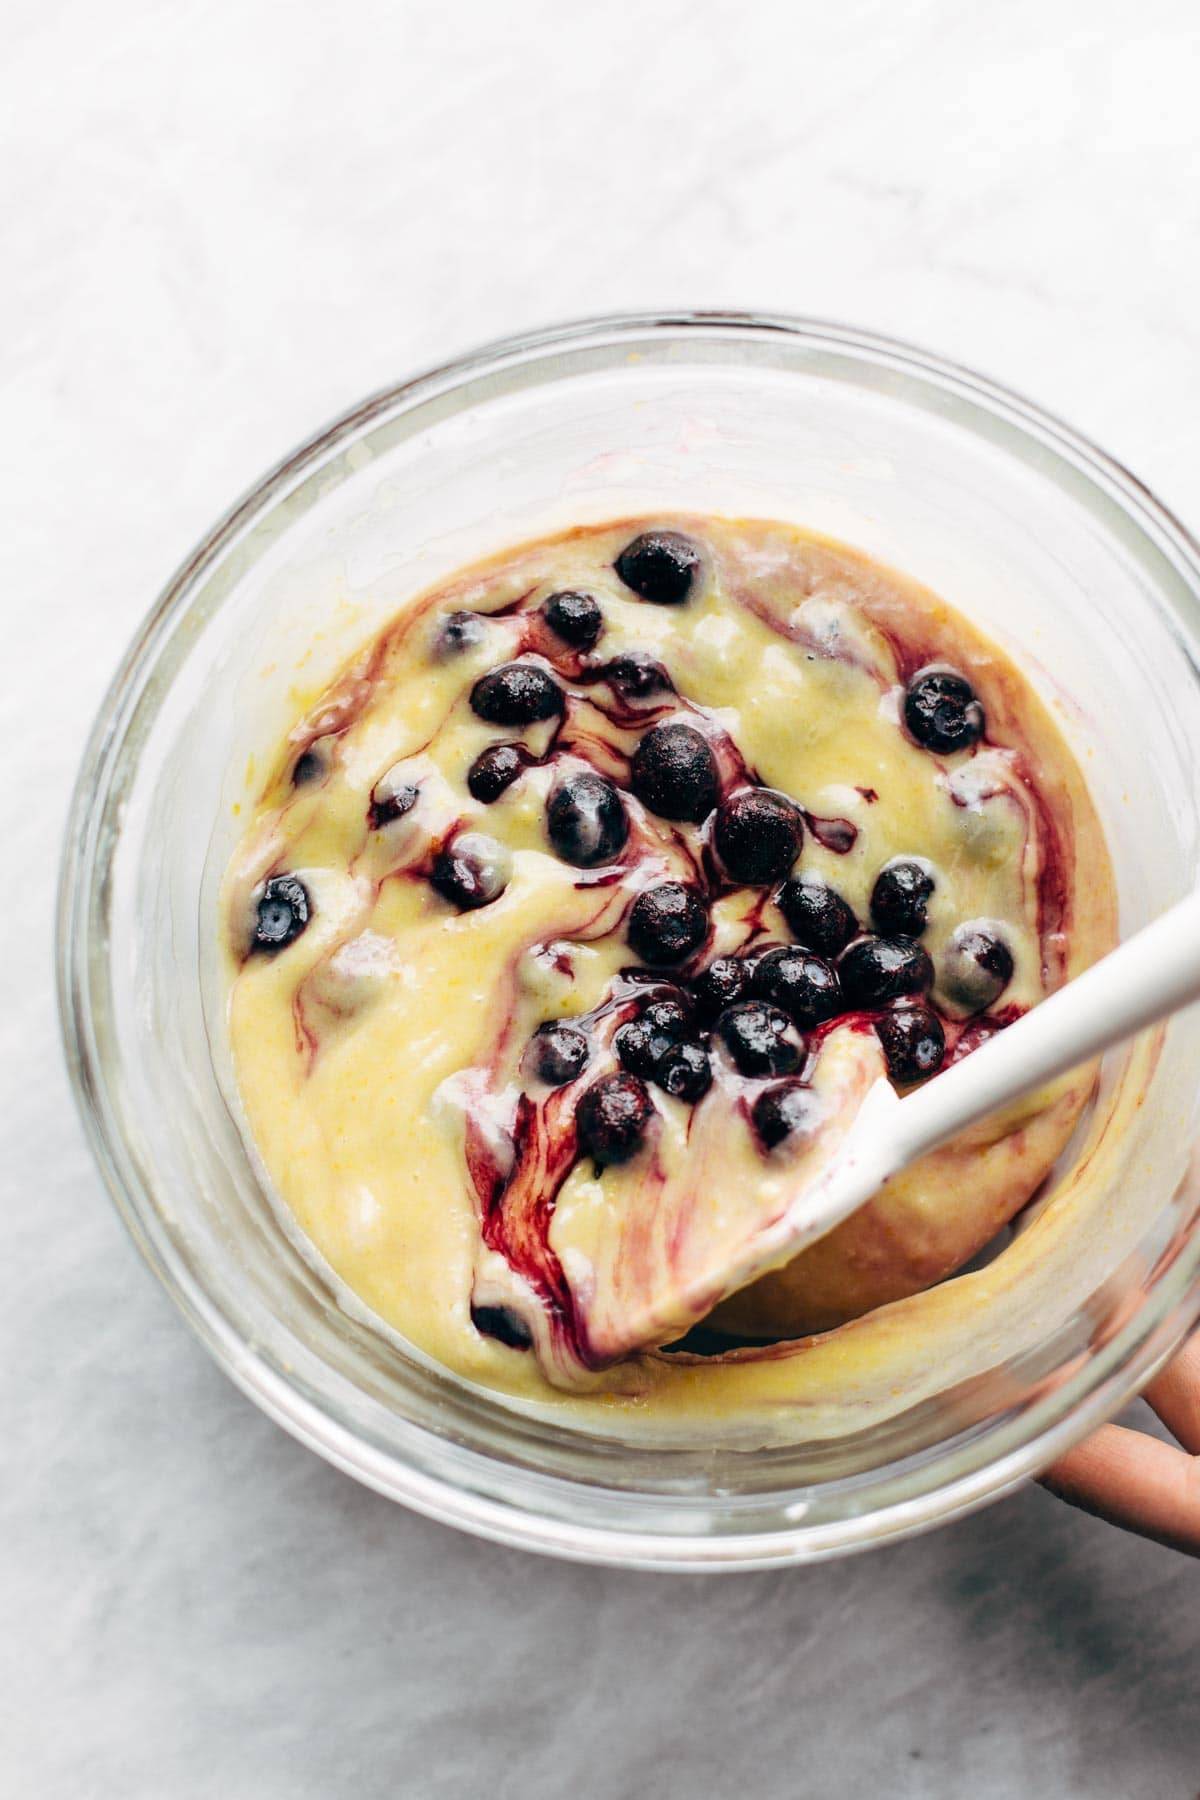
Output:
[
  {"xmin": 1041, "ymin": 1423, "xmax": 1200, "ymax": 1557},
  {"xmin": 1143, "ymin": 1328, "xmax": 1200, "ymax": 1454},
  {"xmin": 1041, "ymin": 1328, "xmax": 1200, "ymax": 1553}
]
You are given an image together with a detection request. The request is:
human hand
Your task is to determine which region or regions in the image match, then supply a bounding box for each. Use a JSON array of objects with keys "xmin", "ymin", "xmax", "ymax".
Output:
[{"xmin": 1040, "ymin": 1328, "xmax": 1200, "ymax": 1556}]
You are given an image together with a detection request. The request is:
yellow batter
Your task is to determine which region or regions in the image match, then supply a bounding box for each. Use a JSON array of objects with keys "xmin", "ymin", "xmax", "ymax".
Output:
[{"xmin": 222, "ymin": 516, "xmax": 1115, "ymax": 1422}]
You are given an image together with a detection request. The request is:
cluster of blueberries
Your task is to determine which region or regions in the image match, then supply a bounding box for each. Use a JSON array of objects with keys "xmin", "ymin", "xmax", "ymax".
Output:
[
  {"xmin": 252, "ymin": 529, "xmax": 1011, "ymax": 1167},
  {"xmin": 522, "ymin": 838, "xmax": 1012, "ymax": 1170}
]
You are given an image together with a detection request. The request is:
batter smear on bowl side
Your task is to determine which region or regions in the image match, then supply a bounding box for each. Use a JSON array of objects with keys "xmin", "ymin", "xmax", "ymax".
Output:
[{"xmin": 223, "ymin": 516, "xmax": 1116, "ymax": 1411}]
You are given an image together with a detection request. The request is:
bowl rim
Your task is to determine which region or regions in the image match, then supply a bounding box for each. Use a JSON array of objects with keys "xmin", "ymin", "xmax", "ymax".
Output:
[{"xmin": 57, "ymin": 309, "xmax": 1200, "ymax": 1570}]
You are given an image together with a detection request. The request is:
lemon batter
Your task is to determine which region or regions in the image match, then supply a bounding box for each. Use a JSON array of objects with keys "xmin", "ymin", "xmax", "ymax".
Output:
[{"xmin": 222, "ymin": 516, "xmax": 1115, "ymax": 1418}]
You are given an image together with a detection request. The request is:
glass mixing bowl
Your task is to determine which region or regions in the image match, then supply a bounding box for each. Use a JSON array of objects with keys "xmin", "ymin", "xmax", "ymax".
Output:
[{"xmin": 58, "ymin": 314, "xmax": 1200, "ymax": 1569}]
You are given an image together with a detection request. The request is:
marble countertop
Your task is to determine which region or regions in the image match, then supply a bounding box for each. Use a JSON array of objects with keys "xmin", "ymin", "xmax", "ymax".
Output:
[{"xmin": 4, "ymin": 0, "xmax": 1199, "ymax": 1793}]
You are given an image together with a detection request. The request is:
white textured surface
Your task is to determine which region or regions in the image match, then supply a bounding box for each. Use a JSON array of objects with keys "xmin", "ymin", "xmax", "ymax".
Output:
[{"xmin": 4, "ymin": 1, "xmax": 1200, "ymax": 1793}]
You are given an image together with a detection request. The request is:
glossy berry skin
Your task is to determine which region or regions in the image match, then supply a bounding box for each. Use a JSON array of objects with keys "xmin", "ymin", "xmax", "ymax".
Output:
[
  {"xmin": 368, "ymin": 777, "xmax": 420, "ymax": 829},
  {"xmin": 467, "ymin": 743, "xmax": 524, "ymax": 804},
  {"xmin": 752, "ymin": 1079, "xmax": 823, "ymax": 1150},
  {"xmin": 614, "ymin": 1019, "xmax": 663, "ymax": 1080},
  {"xmin": 875, "ymin": 1005, "xmax": 946, "ymax": 1084},
  {"xmin": 640, "ymin": 992, "xmax": 693, "ymax": 1036},
  {"xmin": 777, "ymin": 874, "xmax": 858, "ymax": 958},
  {"xmin": 470, "ymin": 1303, "xmax": 533, "ymax": 1349},
  {"xmin": 626, "ymin": 882, "xmax": 709, "ymax": 966},
  {"xmin": 616, "ymin": 1005, "xmax": 693, "ymax": 1067},
  {"xmin": 904, "ymin": 667, "xmax": 985, "ymax": 754},
  {"xmin": 435, "ymin": 610, "xmax": 486, "ymax": 658},
  {"xmin": 690, "ymin": 955, "xmax": 754, "ymax": 1021},
  {"xmin": 716, "ymin": 1001, "xmax": 803, "ymax": 1077},
  {"xmin": 430, "ymin": 832, "xmax": 511, "ymax": 911},
  {"xmin": 614, "ymin": 530, "xmax": 701, "ymax": 605},
  {"xmin": 546, "ymin": 772, "xmax": 628, "ymax": 867},
  {"xmin": 470, "ymin": 662, "xmax": 565, "ymax": 726},
  {"xmin": 751, "ymin": 945, "xmax": 841, "ymax": 1029},
  {"xmin": 253, "ymin": 875, "xmax": 310, "ymax": 951},
  {"xmin": 614, "ymin": 997, "xmax": 687, "ymax": 1079},
  {"xmin": 576, "ymin": 1072, "xmax": 655, "ymax": 1167},
  {"xmin": 526, "ymin": 1020, "xmax": 591, "ymax": 1087},
  {"xmin": 603, "ymin": 652, "xmax": 674, "ymax": 700},
  {"xmin": 614, "ymin": 996, "xmax": 708, "ymax": 1101},
  {"xmin": 870, "ymin": 859, "xmax": 935, "ymax": 937},
  {"xmin": 838, "ymin": 934, "xmax": 934, "ymax": 1007},
  {"xmin": 630, "ymin": 721, "xmax": 719, "ymax": 823},
  {"xmin": 543, "ymin": 590, "xmax": 603, "ymax": 650},
  {"xmin": 942, "ymin": 923, "xmax": 1015, "ymax": 1014},
  {"xmin": 655, "ymin": 1040, "xmax": 712, "ymax": 1102},
  {"xmin": 714, "ymin": 788, "xmax": 804, "ymax": 886}
]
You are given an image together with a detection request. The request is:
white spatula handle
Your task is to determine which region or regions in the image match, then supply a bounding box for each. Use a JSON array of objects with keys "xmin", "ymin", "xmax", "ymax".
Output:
[{"xmin": 891, "ymin": 889, "xmax": 1200, "ymax": 1173}]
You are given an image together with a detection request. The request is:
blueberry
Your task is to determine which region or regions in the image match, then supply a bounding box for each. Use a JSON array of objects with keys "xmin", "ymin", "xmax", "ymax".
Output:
[
  {"xmin": 467, "ymin": 743, "xmax": 524, "ymax": 804},
  {"xmin": 630, "ymin": 721, "xmax": 719, "ymax": 823},
  {"xmin": 716, "ymin": 1001, "xmax": 803, "ymax": 1077},
  {"xmin": 655, "ymin": 1040, "xmax": 712, "ymax": 1102},
  {"xmin": 627, "ymin": 883, "xmax": 709, "ymax": 966},
  {"xmin": 941, "ymin": 923, "xmax": 1015, "ymax": 1014},
  {"xmin": 369, "ymin": 772, "xmax": 420, "ymax": 828},
  {"xmin": 604, "ymin": 652, "xmax": 674, "ymax": 700},
  {"xmin": 640, "ymin": 993, "xmax": 693, "ymax": 1037},
  {"xmin": 777, "ymin": 874, "xmax": 858, "ymax": 957},
  {"xmin": 526, "ymin": 1020, "xmax": 591, "ymax": 1087},
  {"xmin": 614, "ymin": 530, "xmax": 701, "ymax": 605},
  {"xmin": 576, "ymin": 1072, "xmax": 655, "ymax": 1168},
  {"xmin": 752, "ymin": 1079, "xmax": 823, "ymax": 1150},
  {"xmin": 614, "ymin": 1019, "xmax": 662, "ymax": 1079},
  {"xmin": 838, "ymin": 935, "xmax": 934, "ymax": 1007},
  {"xmin": 430, "ymin": 832, "xmax": 512, "ymax": 911},
  {"xmin": 714, "ymin": 788, "xmax": 804, "ymax": 885},
  {"xmin": 470, "ymin": 1303, "xmax": 533, "ymax": 1350},
  {"xmin": 470, "ymin": 662, "xmax": 565, "ymax": 726},
  {"xmin": 875, "ymin": 1005, "xmax": 946, "ymax": 1084},
  {"xmin": 614, "ymin": 995, "xmax": 692, "ymax": 1079},
  {"xmin": 253, "ymin": 875, "xmax": 310, "ymax": 952},
  {"xmin": 435, "ymin": 610, "xmax": 486, "ymax": 658},
  {"xmin": 751, "ymin": 945, "xmax": 842, "ymax": 1029},
  {"xmin": 691, "ymin": 955, "xmax": 754, "ymax": 1021},
  {"xmin": 904, "ymin": 667, "xmax": 985, "ymax": 754},
  {"xmin": 870, "ymin": 858, "xmax": 935, "ymax": 937},
  {"xmin": 543, "ymin": 590, "xmax": 603, "ymax": 650},
  {"xmin": 546, "ymin": 772, "xmax": 628, "ymax": 867}
]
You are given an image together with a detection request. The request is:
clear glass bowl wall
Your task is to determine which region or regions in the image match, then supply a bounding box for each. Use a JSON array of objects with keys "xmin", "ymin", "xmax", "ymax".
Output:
[{"xmin": 59, "ymin": 316, "xmax": 1200, "ymax": 1568}]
